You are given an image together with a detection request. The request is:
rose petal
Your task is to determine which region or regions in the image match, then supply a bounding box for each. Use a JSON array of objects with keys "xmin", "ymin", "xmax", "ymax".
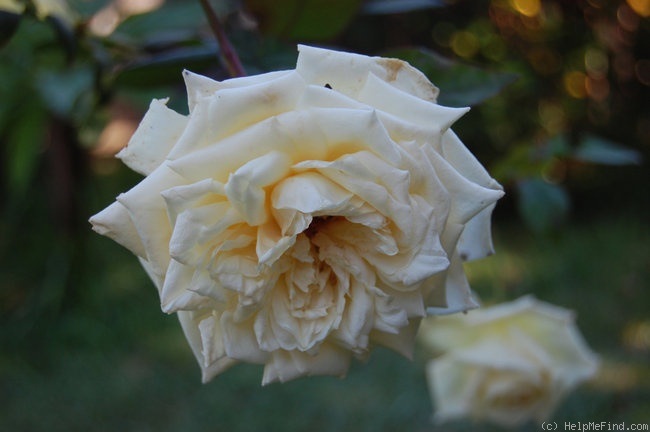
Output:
[
  {"xmin": 225, "ymin": 151, "xmax": 293, "ymax": 226},
  {"xmin": 116, "ymin": 98, "xmax": 188, "ymax": 175},
  {"xmin": 183, "ymin": 69, "xmax": 292, "ymax": 113},
  {"xmin": 296, "ymin": 44, "xmax": 439, "ymax": 102},
  {"xmin": 89, "ymin": 201, "xmax": 146, "ymax": 258},
  {"xmin": 177, "ymin": 310, "xmax": 238, "ymax": 383},
  {"xmin": 358, "ymin": 73, "xmax": 469, "ymax": 132},
  {"xmin": 261, "ymin": 342, "xmax": 351, "ymax": 384},
  {"xmin": 116, "ymin": 165, "xmax": 187, "ymax": 285}
]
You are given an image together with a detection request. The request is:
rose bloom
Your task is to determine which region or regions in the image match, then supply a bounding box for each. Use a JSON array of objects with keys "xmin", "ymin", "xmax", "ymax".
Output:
[
  {"xmin": 90, "ymin": 45, "xmax": 503, "ymax": 384},
  {"xmin": 419, "ymin": 296, "xmax": 599, "ymax": 427}
]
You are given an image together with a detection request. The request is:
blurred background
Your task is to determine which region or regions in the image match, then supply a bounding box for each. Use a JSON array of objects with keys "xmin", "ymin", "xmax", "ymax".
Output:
[{"xmin": 0, "ymin": 0, "xmax": 648, "ymax": 430}]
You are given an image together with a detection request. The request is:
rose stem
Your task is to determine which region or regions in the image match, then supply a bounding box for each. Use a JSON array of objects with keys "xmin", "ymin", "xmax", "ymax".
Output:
[{"xmin": 199, "ymin": 0, "xmax": 247, "ymax": 78}]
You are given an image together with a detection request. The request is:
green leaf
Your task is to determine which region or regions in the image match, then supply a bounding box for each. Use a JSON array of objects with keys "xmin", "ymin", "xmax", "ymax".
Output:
[
  {"xmin": 243, "ymin": 0, "xmax": 364, "ymax": 41},
  {"xmin": 573, "ymin": 134, "xmax": 642, "ymax": 166},
  {"xmin": 383, "ymin": 47, "xmax": 517, "ymax": 107},
  {"xmin": 35, "ymin": 65, "xmax": 94, "ymax": 119},
  {"xmin": 361, "ymin": 0, "xmax": 445, "ymax": 15},
  {"xmin": 113, "ymin": 2, "xmax": 206, "ymax": 42},
  {"xmin": 516, "ymin": 178, "xmax": 570, "ymax": 233}
]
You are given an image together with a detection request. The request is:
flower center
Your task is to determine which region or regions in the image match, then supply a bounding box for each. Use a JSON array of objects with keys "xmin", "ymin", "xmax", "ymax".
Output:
[{"xmin": 304, "ymin": 215, "xmax": 340, "ymax": 239}]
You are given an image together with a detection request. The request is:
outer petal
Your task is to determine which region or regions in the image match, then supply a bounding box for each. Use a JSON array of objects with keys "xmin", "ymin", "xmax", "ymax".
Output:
[
  {"xmin": 441, "ymin": 131, "xmax": 504, "ymax": 261},
  {"xmin": 183, "ymin": 69, "xmax": 292, "ymax": 113},
  {"xmin": 177, "ymin": 310, "xmax": 238, "ymax": 383},
  {"xmin": 116, "ymin": 99, "xmax": 188, "ymax": 175},
  {"xmin": 296, "ymin": 44, "xmax": 439, "ymax": 102},
  {"xmin": 89, "ymin": 201, "xmax": 146, "ymax": 258},
  {"xmin": 116, "ymin": 165, "xmax": 187, "ymax": 285},
  {"xmin": 357, "ymin": 73, "xmax": 469, "ymax": 131},
  {"xmin": 261, "ymin": 342, "xmax": 351, "ymax": 385}
]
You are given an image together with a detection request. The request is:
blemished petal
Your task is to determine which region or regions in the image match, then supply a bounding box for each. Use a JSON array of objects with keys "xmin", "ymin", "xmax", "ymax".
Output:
[
  {"xmin": 116, "ymin": 98, "xmax": 188, "ymax": 176},
  {"xmin": 296, "ymin": 44, "xmax": 439, "ymax": 102},
  {"xmin": 261, "ymin": 342, "xmax": 351, "ymax": 385},
  {"xmin": 89, "ymin": 201, "xmax": 146, "ymax": 258}
]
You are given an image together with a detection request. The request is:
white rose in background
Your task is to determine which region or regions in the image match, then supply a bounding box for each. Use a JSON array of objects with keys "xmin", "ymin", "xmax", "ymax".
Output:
[
  {"xmin": 90, "ymin": 44, "xmax": 503, "ymax": 384},
  {"xmin": 419, "ymin": 296, "xmax": 599, "ymax": 427}
]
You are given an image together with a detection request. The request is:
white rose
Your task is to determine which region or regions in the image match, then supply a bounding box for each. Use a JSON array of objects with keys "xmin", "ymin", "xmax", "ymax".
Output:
[
  {"xmin": 90, "ymin": 44, "xmax": 503, "ymax": 384},
  {"xmin": 419, "ymin": 296, "xmax": 599, "ymax": 427}
]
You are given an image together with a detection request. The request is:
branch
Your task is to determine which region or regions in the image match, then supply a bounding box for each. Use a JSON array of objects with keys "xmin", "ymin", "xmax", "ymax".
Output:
[{"xmin": 199, "ymin": 0, "xmax": 246, "ymax": 77}]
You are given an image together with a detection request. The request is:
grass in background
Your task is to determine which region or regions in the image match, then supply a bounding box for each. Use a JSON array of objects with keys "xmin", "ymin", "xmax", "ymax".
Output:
[{"xmin": 1, "ymin": 213, "xmax": 648, "ymax": 431}]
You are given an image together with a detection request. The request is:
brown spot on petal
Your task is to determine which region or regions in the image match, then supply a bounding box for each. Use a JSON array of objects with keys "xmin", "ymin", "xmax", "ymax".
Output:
[
  {"xmin": 376, "ymin": 58, "xmax": 439, "ymax": 102},
  {"xmin": 377, "ymin": 58, "xmax": 408, "ymax": 82}
]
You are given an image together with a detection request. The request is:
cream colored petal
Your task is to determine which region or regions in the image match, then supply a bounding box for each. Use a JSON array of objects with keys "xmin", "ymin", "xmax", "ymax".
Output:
[
  {"xmin": 452, "ymin": 339, "xmax": 542, "ymax": 373},
  {"xmin": 333, "ymin": 279, "xmax": 374, "ymax": 350},
  {"xmin": 427, "ymin": 355, "xmax": 485, "ymax": 424},
  {"xmin": 167, "ymin": 203, "xmax": 233, "ymax": 264},
  {"xmin": 426, "ymin": 253, "xmax": 479, "ymax": 315},
  {"xmin": 370, "ymin": 318, "xmax": 421, "ymax": 358},
  {"xmin": 358, "ymin": 73, "xmax": 469, "ymax": 131},
  {"xmin": 457, "ymin": 202, "xmax": 498, "ymax": 261},
  {"xmin": 255, "ymin": 221, "xmax": 296, "ymax": 266},
  {"xmin": 160, "ymin": 259, "xmax": 212, "ymax": 313},
  {"xmin": 177, "ymin": 310, "xmax": 238, "ymax": 383},
  {"xmin": 89, "ymin": 200, "xmax": 146, "ymax": 258},
  {"xmin": 369, "ymin": 285, "xmax": 409, "ymax": 334},
  {"xmin": 168, "ymin": 116, "xmax": 298, "ymax": 183},
  {"xmin": 116, "ymin": 165, "xmax": 186, "ymax": 281},
  {"xmin": 225, "ymin": 151, "xmax": 293, "ymax": 226},
  {"xmin": 261, "ymin": 342, "xmax": 351, "ymax": 385},
  {"xmin": 296, "ymin": 84, "xmax": 367, "ymax": 111},
  {"xmin": 296, "ymin": 44, "xmax": 439, "ymax": 102},
  {"xmin": 220, "ymin": 311, "xmax": 269, "ymax": 364},
  {"xmin": 426, "ymin": 145, "xmax": 505, "ymax": 225},
  {"xmin": 201, "ymin": 71, "xmax": 305, "ymax": 143},
  {"xmin": 295, "ymin": 154, "xmax": 412, "ymax": 231},
  {"xmin": 161, "ymin": 178, "xmax": 226, "ymax": 226},
  {"xmin": 271, "ymin": 171, "xmax": 354, "ymax": 237},
  {"xmin": 183, "ymin": 69, "xmax": 292, "ymax": 113},
  {"xmin": 165, "ymin": 99, "xmax": 213, "ymax": 160},
  {"xmin": 116, "ymin": 99, "xmax": 188, "ymax": 176},
  {"xmin": 441, "ymin": 130, "xmax": 500, "ymax": 187}
]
